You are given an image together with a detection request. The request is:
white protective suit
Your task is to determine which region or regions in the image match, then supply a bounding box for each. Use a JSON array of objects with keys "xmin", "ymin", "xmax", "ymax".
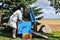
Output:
[{"xmin": 8, "ymin": 10, "xmax": 23, "ymax": 29}]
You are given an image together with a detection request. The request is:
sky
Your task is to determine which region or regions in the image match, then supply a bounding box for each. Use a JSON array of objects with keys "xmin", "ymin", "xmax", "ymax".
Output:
[
  {"xmin": 0, "ymin": 2, "xmax": 2, "ymax": 6},
  {"xmin": 30, "ymin": 0, "xmax": 60, "ymax": 19}
]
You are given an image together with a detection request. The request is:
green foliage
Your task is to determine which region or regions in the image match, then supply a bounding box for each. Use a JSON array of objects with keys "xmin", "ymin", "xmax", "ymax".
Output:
[
  {"xmin": 2, "ymin": 0, "xmax": 36, "ymax": 14},
  {"xmin": 32, "ymin": 7, "xmax": 42, "ymax": 16},
  {"xmin": 2, "ymin": 0, "xmax": 43, "ymax": 20},
  {"xmin": 50, "ymin": 0, "xmax": 60, "ymax": 10},
  {"xmin": 0, "ymin": 0, "xmax": 2, "ymax": 2},
  {"xmin": 32, "ymin": 7, "xmax": 43, "ymax": 20},
  {"xmin": 2, "ymin": 9, "xmax": 10, "ymax": 13},
  {"xmin": 23, "ymin": 6, "xmax": 43, "ymax": 20}
]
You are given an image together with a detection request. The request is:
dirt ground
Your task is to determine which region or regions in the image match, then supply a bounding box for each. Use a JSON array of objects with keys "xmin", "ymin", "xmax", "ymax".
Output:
[
  {"xmin": 48, "ymin": 24, "xmax": 60, "ymax": 31},
  {"xmin": 37, "ymin": 19, "xmax": 60, "ymax": 31}
]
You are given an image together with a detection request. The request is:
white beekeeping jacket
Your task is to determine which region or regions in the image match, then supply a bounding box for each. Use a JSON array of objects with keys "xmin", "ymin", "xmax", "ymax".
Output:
[{"xmin": 8, "ymin": 10, "xmax": 23, "ymax": 29}]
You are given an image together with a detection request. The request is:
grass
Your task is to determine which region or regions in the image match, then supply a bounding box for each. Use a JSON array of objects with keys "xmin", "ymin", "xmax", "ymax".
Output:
[{"xmin": 0, "ymin": 30, "xmax": 60, "ymax": 40}]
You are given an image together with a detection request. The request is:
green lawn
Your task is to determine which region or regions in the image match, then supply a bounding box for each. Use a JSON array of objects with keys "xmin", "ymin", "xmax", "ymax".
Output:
[{"xmin": 0, "ymin": 31, "xmax": 60, "ymax": 40}]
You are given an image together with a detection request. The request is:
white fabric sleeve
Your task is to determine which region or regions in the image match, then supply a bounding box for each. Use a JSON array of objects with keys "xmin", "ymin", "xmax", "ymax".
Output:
[
  {"xmin": 9, "ymin": 11, "xmax": 17, "ymax": 22},
  {"xmin": 17, "ymin": 10, "xmax": 23, "ymax": 21}
]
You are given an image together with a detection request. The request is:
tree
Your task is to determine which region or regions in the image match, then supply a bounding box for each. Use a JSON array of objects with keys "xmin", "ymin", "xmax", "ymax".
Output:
[
  {"xmin": 50, "ymin": 0, "xmax": 60, "ymax": 13},
  {"xmin": 2, "ymin": 0, "xmax": 43, "ymax": 19},
  {"xmin": 0, "ymin": 9, "xmax": 2, "ymax": 26},
  {"xmin": 1, "ymin": 0, "xmax": 43, "ymax": 27}
]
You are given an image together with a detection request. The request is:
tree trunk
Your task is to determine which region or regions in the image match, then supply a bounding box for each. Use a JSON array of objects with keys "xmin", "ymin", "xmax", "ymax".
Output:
[{"xmin": 0, "ymin": 10, "xmax": 1, "ymax": 26}]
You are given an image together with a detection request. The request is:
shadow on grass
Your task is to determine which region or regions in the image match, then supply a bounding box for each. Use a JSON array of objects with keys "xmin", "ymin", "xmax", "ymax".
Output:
[
  {"xmin": 0, "ymin": 27, "xmax": 60, "ymax": 40},
  {"xmin": 0, "ymin": 27, "xmax": 22, "ymax": 38},
  {"xmin": 32, "ymin": 31, "xmax": 60, "ymax": 40},
  {"xmin": 0, "ymin": 27, "xmax": 12, "ymax": 38},
  {"xmin": 0, "ymin": 31, "xmax": 12, "ymax": 38}
]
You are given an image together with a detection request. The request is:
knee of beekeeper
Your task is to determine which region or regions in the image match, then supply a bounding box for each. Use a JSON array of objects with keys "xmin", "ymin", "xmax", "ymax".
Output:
[{"xmin": 8, "ymin": 22, "xmax": 17, "ymax": 29}]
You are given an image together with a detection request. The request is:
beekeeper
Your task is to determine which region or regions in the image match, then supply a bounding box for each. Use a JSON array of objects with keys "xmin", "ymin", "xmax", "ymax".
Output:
[{"xmin": 8, "ymin": 7, "xmax": 24, "ymax": 38}]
